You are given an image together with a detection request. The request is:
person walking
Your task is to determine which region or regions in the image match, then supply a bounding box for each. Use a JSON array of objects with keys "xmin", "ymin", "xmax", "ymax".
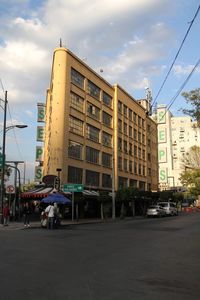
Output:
[
  {"xmin": 23, "ymin": 202, "xmax": 31, "ymax": 228},
  {"xmin": 3, "ymin": 202, "xmax": 10, "ymax": 226},
  {"xmin": 45, "ymin": 203, "xmax": 55, "ymax": 229}
]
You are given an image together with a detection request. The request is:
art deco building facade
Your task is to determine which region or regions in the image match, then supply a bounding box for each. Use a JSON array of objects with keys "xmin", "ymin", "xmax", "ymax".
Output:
[{"xmin": 42, "ymin": 47, "xmax": 158, "ymax": 192}]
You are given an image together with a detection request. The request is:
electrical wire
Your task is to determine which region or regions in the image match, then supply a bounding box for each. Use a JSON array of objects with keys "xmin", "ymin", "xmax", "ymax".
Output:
[
  {"xmin": 7, "ymin": 103, "xmax": 24, "ymax": 161},
  {"xmin": 158, "ymin": 57, "xmax": 200, "ymax": 122},
  {"xmin": 151, "ymin": 4, "xmax": 200, "ymax": 110}
]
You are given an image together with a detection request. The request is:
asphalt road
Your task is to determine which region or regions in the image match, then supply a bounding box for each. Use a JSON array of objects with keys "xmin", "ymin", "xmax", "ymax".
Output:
[{"xmin": 0, "ymin": 213, "xmax": 200, "ymax": 300}]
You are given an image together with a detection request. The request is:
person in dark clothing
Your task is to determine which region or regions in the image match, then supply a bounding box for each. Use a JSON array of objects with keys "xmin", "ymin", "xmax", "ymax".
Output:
[{"xmin": 23, "ymin": 202, "xmax": 31, "ymax": 227}]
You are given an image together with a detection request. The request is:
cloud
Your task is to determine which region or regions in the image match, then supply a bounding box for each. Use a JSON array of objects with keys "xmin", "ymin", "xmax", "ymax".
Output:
[{"xmin": 173, "ymin": 64, "xmax": 200, "ymax": 76}]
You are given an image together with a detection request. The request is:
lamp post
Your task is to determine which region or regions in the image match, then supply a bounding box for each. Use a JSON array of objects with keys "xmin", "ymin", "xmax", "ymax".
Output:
[{"xmin": 0, "ymin": 91, "xmax": 27, "ymax": 215}]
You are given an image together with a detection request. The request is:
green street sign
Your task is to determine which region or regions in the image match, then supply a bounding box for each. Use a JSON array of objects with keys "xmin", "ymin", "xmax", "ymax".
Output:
[
  {"xmin": 0, "ymin": 153, "xmax": 5, "ymax": 167},
  {"xmin": 63, "ymin": 184, "xmax": 84, "ymax": 192}
]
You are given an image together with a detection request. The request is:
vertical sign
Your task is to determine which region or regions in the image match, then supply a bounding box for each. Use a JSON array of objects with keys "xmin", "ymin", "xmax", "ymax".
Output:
[
  {"xmin": 157, "ymin": 108, "xmax": 166, "ymax": 124},
  {"xmin": 37, "ymin": 103, "xmax": 45, "ymax": 122},
  {"xmin": 158, "ymin": 148, "xmax": 167, "ymax": 163},
  {"xmin": 35, "ymin": 166, "xmax": 43, "ymax": 182},
  {"xmin": 159, "ymin": 168, "xmax": 167, "ymax": 182},
  {"xmin": 37, "ymin": 126, "xmax": 45, "ymax": 142},
  {"xmin": 158, "ymin": 128, "xmax": 166, "ymax": 143},
  {"xmin": 36, "ymin": 146, "xmax": 44, "ymax": 162}
]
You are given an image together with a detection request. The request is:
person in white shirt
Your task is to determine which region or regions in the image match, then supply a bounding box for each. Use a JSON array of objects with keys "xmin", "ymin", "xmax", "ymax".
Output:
[{"xmin": 45, "ymin": 203, "xmax": 55, "ymax": 229}]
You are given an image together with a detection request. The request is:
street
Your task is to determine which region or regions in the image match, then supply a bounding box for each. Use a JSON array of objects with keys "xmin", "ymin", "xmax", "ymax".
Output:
[{"xmin": 0, "ymin": 213, "xmax": 200, "ymax": 300}]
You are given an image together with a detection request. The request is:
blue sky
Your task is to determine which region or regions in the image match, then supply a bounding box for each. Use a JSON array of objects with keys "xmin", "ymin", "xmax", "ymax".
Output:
[{"xmin": 0, "ymin": 0, "xmax": 199, "ymax": 182}]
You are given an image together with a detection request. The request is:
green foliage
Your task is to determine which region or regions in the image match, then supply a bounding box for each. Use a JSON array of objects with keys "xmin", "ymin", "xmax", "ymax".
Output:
[
  {"xmin": 179, "ymin": 170, "xmax": 200, "ymax": 196},
  {"xmin": 116, "ymin": 187, "xmax": 139, "ymax": 202},
  {"xmin": 181, "ymin": 88, "xmax": 200, "ymax": 127},
  {"xmin": 182, "ymin": 146, "xmax": 200, "ymax": 169}
]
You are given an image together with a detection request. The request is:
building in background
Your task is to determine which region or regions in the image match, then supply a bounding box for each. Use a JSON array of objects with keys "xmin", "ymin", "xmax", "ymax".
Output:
[
  {"xmin": 41, "ymin": 46, "xmax": 158, "ymax": 193},
  {"xmin": 155, "ymin": 104, "xmax": 200, "ymax": 191}
]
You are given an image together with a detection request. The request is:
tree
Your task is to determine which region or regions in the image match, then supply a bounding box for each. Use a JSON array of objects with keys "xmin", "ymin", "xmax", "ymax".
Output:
[
  {"xmin": 179, "ymin": 170, "xmax": 200, "ymax": 196},
  {"xmin": 181, "ymin": 88, "xmax": 200, "ymax": 127},
  {"xmin": 182, "ymin": 146, "xmax": 200, "ymax": 169}
]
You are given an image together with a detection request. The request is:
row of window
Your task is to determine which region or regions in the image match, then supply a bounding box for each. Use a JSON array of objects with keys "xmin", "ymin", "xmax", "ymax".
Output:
[
  {"xmin": 118, "ymin": 138, "xmax": 146, "ymax": 159},
  {"xmin": 118, "ymin": 101, "xmax": 145, "ymax": 127},
  {"xmin": 70, "ymin": 92, "xmax": 112, "ymax": 127},
  {"xmin": 118, "ymin": 157, "xmax": 146, "ymax": 175},
  {"xmin": 118, "ymin": 119, "xmax": 146, "ymax": 143},
  {"xmin": 71, "ymin": 69, "xmax": 112, "ymax": 107},
  {"xmin": 68, "ymin": 142, "xmax": 112, "ymax": 167},
  {"xmin": 68, "ymin": 166, "xmax": 146, "ymax": 190},
  {"xmin": 69, "ymin": 116, "xmax": 112, "ymax": 145}
]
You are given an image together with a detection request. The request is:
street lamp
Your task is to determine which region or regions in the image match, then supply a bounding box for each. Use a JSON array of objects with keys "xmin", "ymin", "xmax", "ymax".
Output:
[{"xmin": 0, "ymin": 91, "xmax": 28, "ymax": 215}]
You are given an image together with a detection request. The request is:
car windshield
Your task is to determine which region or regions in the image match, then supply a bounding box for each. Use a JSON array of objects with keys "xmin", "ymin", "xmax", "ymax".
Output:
[
  {"xmin": 148, "ymin": 206, "xmax": 158, "ymax": 209},
  {"xmin": 159, "ymin": 203, "xmax": 168, "ymax": 207}
]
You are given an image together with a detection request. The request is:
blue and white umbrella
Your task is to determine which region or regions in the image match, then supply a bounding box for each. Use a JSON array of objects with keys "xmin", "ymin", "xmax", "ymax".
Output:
[{"xmin": 41, "ymin": 192, "xmax": 71, "ymax": 204}]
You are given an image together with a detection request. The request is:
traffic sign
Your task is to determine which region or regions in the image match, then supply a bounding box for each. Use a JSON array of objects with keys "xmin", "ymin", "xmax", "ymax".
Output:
[
  {"xmin": 6, "ymin": 185, "xmax": 15, "ymax": 194},
  {"xmin": 0, "ymin": 153, "xmax": 5, "ymax": 167},
  {"xmin": 63, "ymin": 184, "xmax": 84, "ymax": 192}
]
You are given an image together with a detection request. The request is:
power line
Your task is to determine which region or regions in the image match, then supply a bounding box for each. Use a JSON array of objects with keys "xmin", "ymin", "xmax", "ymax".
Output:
[
  {"xmin": 158, "ymin": 57, "xmax": 200, "ymax": 122},
  {"xmin": 151, "ymin": 5, "xmax": 200, "ymax": 110}
]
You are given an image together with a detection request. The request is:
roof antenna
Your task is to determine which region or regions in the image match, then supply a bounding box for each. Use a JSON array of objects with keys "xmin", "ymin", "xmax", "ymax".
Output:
[{"xmin": 59, "ymin": 38, "xmax": 62, "ymax": 47}]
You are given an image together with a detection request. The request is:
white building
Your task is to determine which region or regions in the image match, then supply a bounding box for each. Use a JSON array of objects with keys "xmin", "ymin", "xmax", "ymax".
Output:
[{"xmin": 155, "ymin": 105, "xmax": 200, "ymax": 191}]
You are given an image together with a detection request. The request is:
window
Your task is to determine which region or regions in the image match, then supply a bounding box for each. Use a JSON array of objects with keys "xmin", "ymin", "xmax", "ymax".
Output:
[
  {"xmin": 86, "ymin": 147, "xmax": 99, "ymax": 164},
  {"xmin": 138, "ymin": 131, "xmax": 141, "ymax": 143},
  {"xmin": 148, "ymin": 168, "xmax": 151, "ymax": 176},
  {"xmin": 138, "ymin": 147, "xmax": 141, "ymax": 158},
  {"xmin": 69, "ymin": 116, "xmax": 84, "ymax": 136},
  {"xmin": 134, "ymin": 145, "xmax": 137, "ymax": 157},
  {"xmin": 124, "ymin": 159, "xmax": 128, "ymax": 171},
  {"xmin": 118, "ymin": 176, "xmax": 128, "ymax": 188},
  {"xmin": 139, "ymin": 164, "xmax": 141, "ymax": 175},
  {"xmin": 124, "ymin": 140, "xmax": 128, "ymax": 154},
  {"xmin": 124, "ymin": 123, "xmax": 127, "ymax": 135},
  {"xmin": 138, "ymin": 116, "xmax": 141, "ymax": 127},
  {"xmin": 118, "ymin": 156, "xmax": 122, "ymax": 170},
  {"xmin": 142, "ymin": 134, "xmax": 145, "ymax": 144},
  {"xmin": 143, "ymin": 165, "xmax": 145, "ymax": 176},
  {"xmin": 87, "ymin": 103, "xmax": 100, "ymax": 120},
  {"xmin": 102, "ymin": 152, "xmax": 112, "ymax": 168},
  {"xmin": 68, "ymin": 141, "xmax": 83, "ymax": 160},
  {"xmin": 134, "ymin": 129, "xmax": 137, "ymax": 140},
  {"xmin": 148, "ymin": 153, "xmax": 151, "ymax": 161},
  {"xmin": 85, "ymin": 170, "xmax": 99, "ymax": 187},
  {"xmin": 142, "ymin": 118, "xmax": 145, "ymax": 128},
  {"xmin": 134, "ymin": 112, "xmax": 137, "ymax": 123},
  {"xmin": 86, "ymin": 124, "xmax": 100, "ymax": 142},
  {"xmin": 68, "ymin": 166, "xmax": 83, "ymax": 183},
  {"xmin": 103, "ymin": 111, "xmax": 112, "ymax": 127},
  {"xmin": 71, "ymin": 68, "xmax": 84, "ymax": 89},
  {"xmin": 118, "ymin": 119, "xmax": 122, "ymax": 132},
  {"xmin": 142, "ymin": 149, "xmax": 145, "ymax": 160},
  {"xmin": 102, "ymin": 131, "xmax": 112, "ymax": 147},
  {"xmin": 129, "ymin": 109, "xmax": 133, "ymax": 121},
  {"xmin": 124, "ymin": 105, "xmax": 128, "ymax": 117},
  {"xmin": 129, "ymin": 126, "xmax": 133, "ymax": 138},
  {"xmin": 103, "ymin": 92, "xmax": 112, "ymax": 107},
  {"xmin": 134, "ymin": 162, "xmax": 137, "ymax": 174},
  {"xmin": 118, "ymin": 137, "xmax": 122, "ymax": 151},
  {"xmin": 70, "ymin": 92, "xmax": 84, "ymax": 112},
  {"xmin": 139, "ymin": 181, "xmax": 145, "ymax": 191},
  {"xmin": 129, "ymin": 160, "xmax": 133, "ymax": 173},
  {"xmin": 118, "ymin": 101, "xmax": 122, "ymax": 113},
  {"xmin": 102, "ymin": 173, "xmax": 112, "ymax": 188},
  {"xmin": 130, "ymin": 179, "xmax": 137, "ymax": 188},
  {"xmin": 129, "ymin": 143, "xmax": 133, "ymax": 155},
  {"xmin": 88, "ymin": 80, "xmax": 100, "ymax": 100},
  {"xmin": 148, "ymin": 139, "xmax": 151, "ymax": 147}
]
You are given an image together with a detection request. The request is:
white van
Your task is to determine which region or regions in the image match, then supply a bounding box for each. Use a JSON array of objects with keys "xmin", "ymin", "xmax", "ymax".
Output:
[{"xmin": 158, "ymin": 202, "xmax": 178, "ymax": 216}]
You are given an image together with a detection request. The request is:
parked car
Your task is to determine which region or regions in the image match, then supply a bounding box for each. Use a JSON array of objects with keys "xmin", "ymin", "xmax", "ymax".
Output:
[
  {"xmin": 146, "ymin": 205, "xmax": 166, "ymax": 217},
  {"xmin": 158, "ymin": 202, "xmax": 178, "ymax": 216}
]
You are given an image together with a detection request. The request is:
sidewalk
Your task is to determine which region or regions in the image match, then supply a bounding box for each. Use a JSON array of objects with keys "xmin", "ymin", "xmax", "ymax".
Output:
[{"xmin": 0, "ymin": 216, "xmax": 144, "ymax": 231}]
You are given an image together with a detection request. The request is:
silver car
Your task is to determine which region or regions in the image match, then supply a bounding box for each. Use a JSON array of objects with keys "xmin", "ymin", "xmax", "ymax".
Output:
[
  {"xmin": 158, "ymin": 202, "xmax": 178, "ymax": 216},
  {"xmin": 146, "ymin": 205, "xmax": 166, "ymax": 217}
]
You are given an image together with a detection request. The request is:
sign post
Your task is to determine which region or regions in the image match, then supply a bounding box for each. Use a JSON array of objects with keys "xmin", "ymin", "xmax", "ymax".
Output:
[{"xmin": 63, "ymin": 184, "xmax": 84, "ymax": 221}]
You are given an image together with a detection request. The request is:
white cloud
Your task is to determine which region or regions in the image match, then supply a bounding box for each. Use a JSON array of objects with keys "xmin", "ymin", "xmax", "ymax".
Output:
[{"xmin": 173, "ymin": 64, "xmax": 200, "ymax": 76}]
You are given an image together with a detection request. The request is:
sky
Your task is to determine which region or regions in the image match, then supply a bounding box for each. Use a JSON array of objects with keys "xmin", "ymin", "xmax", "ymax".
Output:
[{"xmin": 0, "ymin": 0, "xmax": 199, "ymax": 183}]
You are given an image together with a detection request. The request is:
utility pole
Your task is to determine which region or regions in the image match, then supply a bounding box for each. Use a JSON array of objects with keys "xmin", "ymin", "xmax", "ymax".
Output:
[{"xmin": 1, "ymin": 91, "xmax": 8, "ymax": 215}]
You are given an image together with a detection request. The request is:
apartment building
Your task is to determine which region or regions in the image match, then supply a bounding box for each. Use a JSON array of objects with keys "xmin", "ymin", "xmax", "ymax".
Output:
[
  {"xmin": 156, "ymin": 104, "xmax": 200, "ymax": 190},
  {"xmin": 42, "ymin": 47, "xmax": 158, "ymax": 192}
]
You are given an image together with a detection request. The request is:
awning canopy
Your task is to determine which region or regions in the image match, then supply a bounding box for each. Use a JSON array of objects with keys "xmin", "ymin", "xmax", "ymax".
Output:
[
  {"xmin": 21, "ymin": 187, "xmax": 71, "ymax": 199},
  {"xmin": 82, "ymin": 190, "xmax": 99, "ymax": 197}
]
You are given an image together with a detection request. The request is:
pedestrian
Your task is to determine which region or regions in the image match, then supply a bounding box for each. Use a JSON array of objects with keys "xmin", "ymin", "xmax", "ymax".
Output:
[
  {"xmin": 3, "ymin": 202, "xmax": 10, "ymax": 226},
  {"xmin": 45, "ymin": 203, "xmax": 55, "ymax": 229},
  {"xmin": 23, "ymin": 202, "xmax": 31, "ymax": 227}
]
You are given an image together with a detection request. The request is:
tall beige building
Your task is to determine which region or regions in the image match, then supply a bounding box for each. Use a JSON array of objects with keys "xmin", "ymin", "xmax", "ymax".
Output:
[{"xmin": 42, "ymin": 47, "xmax": 158, "ymax": 192}]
